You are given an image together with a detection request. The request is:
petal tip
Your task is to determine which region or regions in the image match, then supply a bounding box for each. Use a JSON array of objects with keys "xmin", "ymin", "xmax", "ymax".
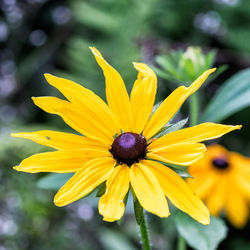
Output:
[
  {"xmin": 11, "ymin": 133, "xmax": 19, "ymax": 137},
  {"xmin": 13, "ymin": 166, "xmax": 20, "ymax": 171},
  {"xmin": 132, "ymin": 61, "xmax": 139, "ymax": 67},
  {"xmin": 89, "ymin": 46, "xmax": 102, "ymax": 57},
  {"xmin": 235, "ymin": 125, "xmax": 242, "ymax": 130},
  {"xmin": 54, "ymin": 197, "xmax": 64, "ymax": 207},
  {"xmin": 200, "ymin": 215, "xmax": 210, "ymax": 225},
  {"xmin": 103, "ymin": 217, "xmax": 117, "ymax": 222},
  {"xmin": 132, "ymin": 62, "xmax": 146, "ymax": 71},
  {"xmin": 89, "ymin": 46, "xmax": 94, "ymax": 52},
  {"xmin": 44, "ymin": 73, "xmax": 55, "ymax": 82},
  {"xmin": 31, "ymin": 96, "xmax": 38, "ymax": 105},
  {"xmin": 158, "ymin": 211, "xmax": 170, "ymax": 218}
]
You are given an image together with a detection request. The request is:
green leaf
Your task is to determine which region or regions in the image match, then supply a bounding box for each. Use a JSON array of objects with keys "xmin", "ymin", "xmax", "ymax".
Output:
[
  {"xmin": 202, "ymin": 69, "xmax": 250, "ymax": 122},
  {"xmin": 174, "ymin": 169, "xmax": 192, "ymax": 178},
  {"xmin": 164, "ymin": 117, "xmax": 189, "ymax": 134},
  {"xmin": 131, "ymin": 189, "xmax": 143, "ymax": 225},
  {"xmin": 151, "ymin": 101, "xmax": 162, "ymax": 114},
  {"xmin": 157, "ymin": 161, "xmax": 192, "ymax": 178},
  {"xmin": 99, "ymin": 229, "xmax": 136, "ymax": 250},
  {"xmin": 153, "ymin": 67, "xmax": 177, "ymax": 82},
  {"xmin": 133, "ymin": 198, "xmax": 143, "ymax": 225},
  {"xmin": 205, "ymin": 50, "xmax": 216, "ymax": 69},
  {"xmin": 205, "ymin": 64, "xmax": 228, "ymax": 84},
  {"xmin": 174, "ymin": 211, "xmax": 227, "ymax": 250},
  {"xmin": 96, "ymin": 182, "xmax": 106, "ymax": 197},
  {"xmin": 153, "ymin": 117, "xmax": 188, "ymax": 139},
  {"xmin": 37, "ymin": 173, "xmax": 74, "ymax": 190}
]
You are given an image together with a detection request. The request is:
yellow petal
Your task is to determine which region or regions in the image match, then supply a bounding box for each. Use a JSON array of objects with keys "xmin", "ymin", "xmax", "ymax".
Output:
[
  {"xmin": 231, "ymin": 152, "xmax": 250, "ymax": 176},
  {"xmin": 187, "ymin": 171, "xmax": 219, "ymax": 200},
  {"xmin": 90, "ymin": 47, "xmax": 131, "ymax": 131},
  {"xmin": 99, "ymin": 165, "xmax": 130, "ymax": 222},
  {"xmin": 235, "ymin": 175, "xmax": 250, "ymax": 200},
  {"xmin": 13, "ymin": 149, "xmax": 111, "ymax": 173},
  {"xmin": 232, "ymin": 153, "xmax": 250, "ymax": 199},
  {"xmin": 32, "ymin": 96, "xmax": 115, "ymax": 144},
  {"xmin": 44, "ymin": 73, "xmax": 120, "ymax": 133},
  {"xmin": 11, "ymin": 130, "xmax": 108, "ymax": 150},
  {"xmin": 143, "ymin": 69, "xmax": 216, "ymax": 139},
  {"xmin": 143, "ymin": 160, "xmax": 210, "ymax": 225},
  {"xmin": 226, "ymin": 184, "xmax": 249, "ymax": 228},
  {"xmin": 148, "ymin": 123, "xmax": 241, "ymax": 150},
  {"xmin": 187, "ymin": 154, "xmax": 212, "ymax": 177},
  {"xmin": 130, "ymin": 63, "xmax": 157, "ymax": 133},
  {"xmin": 206, "ymin": 175, "xmax": 228, "ymax": 216},
  {"xmin": 147, "ymin": 143, "xmax": 206, "ymax": 166},
  {"xmin": 130, "ymin": 163, "xmax": 169, "ymax": 217},
  {"xmin": 54, "ymin": 157, "xmax": 116, "ymax": 206}
]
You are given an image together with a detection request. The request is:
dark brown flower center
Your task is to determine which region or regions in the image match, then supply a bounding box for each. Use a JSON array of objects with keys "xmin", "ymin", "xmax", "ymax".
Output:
[
  {"xmin": 110, "ymin": 132, "xmax": 147, "ymax": 166},
  {"xmin": 212, "ymin": 157, "xmax": 229, "ymax": 170}
]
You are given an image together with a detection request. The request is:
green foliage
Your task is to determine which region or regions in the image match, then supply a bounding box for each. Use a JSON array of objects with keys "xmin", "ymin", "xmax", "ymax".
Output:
[
  {"xmin": 202, "ymin": 68, "xmax": 250, "ymax": 122},
  {"xmin": 155, "ymin": 47, "xmax": 224, "ymax": 84},
  {"xmin": 165, "ymin": 163, "xmax": 192, "ymax": 178},
  {"xmin": 154, "ymin": 117, "xmax": 188, "ymax": 139},
  {"xmin": 37, "ymin": 173, "xmax": 74, "ymax": 190},
  {"xmin": 99, "ymin": 229, "xmax": 137, "ymax": 250},
  {"xmin": 96, "ymin": 182, "xmax": 107, "ymax": 197},
  {"xmin": 132, "ymin": 191, "xmax": 144, "ymax": 226},
  {"xmin": 174, "ymin": 211, "xmax": 227, "ymax": 250}
]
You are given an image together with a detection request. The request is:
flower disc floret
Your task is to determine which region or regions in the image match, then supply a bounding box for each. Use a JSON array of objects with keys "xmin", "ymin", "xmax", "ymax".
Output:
[
  {"xmin": 111, "ymin": 132, "xmax": 147, "ymax": 166},
  {"xmin": 212, "ymin": 157, "xmax": 229, "ymax": 170}
]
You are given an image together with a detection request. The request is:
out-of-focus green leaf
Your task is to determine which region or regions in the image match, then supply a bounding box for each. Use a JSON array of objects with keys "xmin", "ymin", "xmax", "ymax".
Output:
[
  {"xmin": 37, "ymin": 173, "xmax": 74, "ymax": 190},
  {"xmin": 99, "ymin": 229, "xmax": 136, "ymax": 250},
  {"xmin": 72, "ymin": 1, "xmax": 119, "ymax": 33},
  {"xmin": 205, "ymin": 50, "xmax": 216, "ymax": 69},
  {"xmin": 202, "ymin": 69, "xmax": 250, "ymax": 122},
  {"xmin": 206, "ymin": 64, "xmax": 228, "ymax": 83},
  {"xmin": 155, "ymin": 47, "xmax": 219, "ymax": 84},
  {"xmin": 174, "ymin": 211, "xmax": 227, "ymax": 250}
]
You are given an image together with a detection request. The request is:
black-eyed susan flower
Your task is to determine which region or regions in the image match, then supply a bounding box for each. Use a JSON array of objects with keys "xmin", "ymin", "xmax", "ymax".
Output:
[
  {"xmin": 188, "ymin": 144, "xmax": 250, "ymax": 228},
  {"xmin": 12, "ymin": 47, "xmax": 240, "ymax": 224}
]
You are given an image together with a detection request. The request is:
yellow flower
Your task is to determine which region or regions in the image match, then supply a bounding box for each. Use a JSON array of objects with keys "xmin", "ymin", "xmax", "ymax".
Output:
[
  {"xmin": 188, "ymin": 144, "xmax": 250, "ymax": 228},
  {"xmin": 12, "ymin": 47, "xmax": 240, "ymax": 224}
]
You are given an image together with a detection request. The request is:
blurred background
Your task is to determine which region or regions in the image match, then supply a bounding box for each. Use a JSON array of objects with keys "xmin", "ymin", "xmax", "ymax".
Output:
[{"xmin": 0, "ymin": 0, "xmax": 250, "ymax": 249}]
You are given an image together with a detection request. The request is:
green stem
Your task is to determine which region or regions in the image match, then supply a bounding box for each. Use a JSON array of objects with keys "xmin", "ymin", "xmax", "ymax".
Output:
[
  {"xmin": 177, "ymin": 236, "xmax": 187, "ymax": 250},
  {"xmin": 190, "ymin": 93, "xmax": 199, "ymax": 126},
  {"xmin": 139, "ymin": 210, "xmax": 151, "ymax": 250},
  {"xmin": 132, "ymin": 188, "xmax": 152, "ymax": 250}
]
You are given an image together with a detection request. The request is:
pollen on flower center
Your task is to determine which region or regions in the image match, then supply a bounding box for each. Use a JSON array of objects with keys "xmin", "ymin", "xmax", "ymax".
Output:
[
  {"xmin": 110, "ymin": 132, "xmax": 147, "ymax": 166},
  {"xmin": 212, "ymin": 157, "xmax": 229, "ymax": 170}
]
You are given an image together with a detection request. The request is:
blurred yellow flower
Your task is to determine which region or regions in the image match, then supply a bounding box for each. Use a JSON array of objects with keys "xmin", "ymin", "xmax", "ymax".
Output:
[
  {"xmin": 188, "ymin": 144, "xmax": 250, "ymax": 228},
  {"xmin": 12, "ymin": 47, "xmax": 240, "ymax": 224}
]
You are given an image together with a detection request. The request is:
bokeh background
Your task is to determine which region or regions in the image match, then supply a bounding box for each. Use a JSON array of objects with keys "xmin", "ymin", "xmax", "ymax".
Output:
[{"xmin": 0, "ymin": 0, "xmax": 250, "ymax": 249}]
